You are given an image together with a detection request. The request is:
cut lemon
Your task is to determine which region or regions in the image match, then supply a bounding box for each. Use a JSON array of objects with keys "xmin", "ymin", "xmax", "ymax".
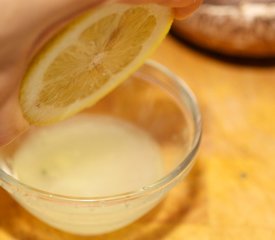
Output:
[{"xmin": 19, "ymin": 3, "xmax": 173, "ymax": 125}]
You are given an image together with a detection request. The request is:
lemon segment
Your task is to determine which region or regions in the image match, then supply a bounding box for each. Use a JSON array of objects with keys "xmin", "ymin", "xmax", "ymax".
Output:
[{"xmin": 19, "ymin": 3, "xmax": 173, "ymax": 125}]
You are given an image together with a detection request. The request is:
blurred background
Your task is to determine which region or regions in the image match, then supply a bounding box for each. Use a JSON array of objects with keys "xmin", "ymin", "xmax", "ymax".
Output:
[
  {"xmin": 173, "ymin": 0, "xmax": 275, "ymax": 58},
  {"xmin": 0, "ymin": 1, "xmax": 275, "ymax": 239}
]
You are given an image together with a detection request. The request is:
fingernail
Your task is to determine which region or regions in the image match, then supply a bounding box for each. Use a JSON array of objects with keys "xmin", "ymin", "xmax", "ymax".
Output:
[{"xmin": 168, "ymin": 0, "xmax": 197, "ymax": 7}]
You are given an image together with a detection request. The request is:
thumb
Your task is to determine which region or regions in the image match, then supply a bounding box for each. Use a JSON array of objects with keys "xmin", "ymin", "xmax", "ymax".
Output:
[
  {"xmin": 0, "ymin": 64, "xmax": 29, "ymax": 146},
  {"xmin": 0, "ymin": 0, "xmax": 108, "ymax": 146},
  {"xmin": 0, "ymin": 92, "xmax": 29, "ymax": 146}
]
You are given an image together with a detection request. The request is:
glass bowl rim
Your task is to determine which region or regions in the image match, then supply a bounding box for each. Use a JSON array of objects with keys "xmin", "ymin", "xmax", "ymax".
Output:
[{"xmin": 0, "ymin": 60, "xmax": 202, "ymax": 205}]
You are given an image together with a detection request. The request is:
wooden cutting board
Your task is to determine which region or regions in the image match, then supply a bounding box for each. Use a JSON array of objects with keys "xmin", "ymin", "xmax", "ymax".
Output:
[{"xmin": 1, "ymin": 35, "xmax": 275, "ymax": 240}]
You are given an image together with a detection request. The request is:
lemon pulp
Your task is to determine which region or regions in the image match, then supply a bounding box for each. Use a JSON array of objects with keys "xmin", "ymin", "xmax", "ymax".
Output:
[{"xmin": 20, "ymin": 4, "xmax": 172, "ymax": 125}]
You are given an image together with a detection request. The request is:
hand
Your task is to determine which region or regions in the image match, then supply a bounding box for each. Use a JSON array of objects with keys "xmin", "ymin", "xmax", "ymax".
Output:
[
  {"xmin": 122, "ymin": 0, "xmax": 202, "ymax": 19},
  {"xmin": 0, "ymin": 0, "xmax": 202, "ymax": 145}
]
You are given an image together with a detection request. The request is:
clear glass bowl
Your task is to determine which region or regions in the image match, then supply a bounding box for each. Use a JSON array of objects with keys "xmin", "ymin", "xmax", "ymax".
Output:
[{"xmin": 0, "ymin": 60, "xmax": 201, "ymax": 235}]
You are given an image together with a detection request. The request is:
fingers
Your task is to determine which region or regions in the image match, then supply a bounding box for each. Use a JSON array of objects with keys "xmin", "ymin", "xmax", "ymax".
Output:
[
  {"xmin": 118, "ymin": 0, "xmax": 202, "ymax": 19},
  {"xmin": 118, "ymin": 0, "xmax": 198, "ymax": 7},
  {"xmin": 173, "ymin": 0, "xmax": 203, "ymax": 19},
  {"xmin": 157, "ymin": 0, "xmax": 201, "ymax": 7}
]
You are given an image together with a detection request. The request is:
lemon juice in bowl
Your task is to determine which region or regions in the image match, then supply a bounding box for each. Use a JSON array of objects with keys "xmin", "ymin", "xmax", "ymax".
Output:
[
  {"xmin": 0, "ymin": 60, "xmax": 201, "ymax": 235},
  {"xmin": 12, "ymin": 115, "xmax": 164, "ymax": 198},
  {"xmin": 0, "ymin": 2, "xmax": 201, "ymax": 236}
]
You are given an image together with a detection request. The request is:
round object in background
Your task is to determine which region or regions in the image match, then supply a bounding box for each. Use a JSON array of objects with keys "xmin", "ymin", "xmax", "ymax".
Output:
[{"xmin": 172, "ymin": 0, "xmax": 275, "ymax": 57}]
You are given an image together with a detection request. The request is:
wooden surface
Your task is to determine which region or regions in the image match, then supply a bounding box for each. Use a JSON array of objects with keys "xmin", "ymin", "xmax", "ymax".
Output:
[{"xmin": 1, "ymin": 35, "xmax": 275, "ymax": 239}]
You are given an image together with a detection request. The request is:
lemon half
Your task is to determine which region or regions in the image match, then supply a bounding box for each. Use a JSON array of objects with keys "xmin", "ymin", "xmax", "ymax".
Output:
[{"xmin": 19, "ymin": 3, "xmax": 173, "ymax": 125}]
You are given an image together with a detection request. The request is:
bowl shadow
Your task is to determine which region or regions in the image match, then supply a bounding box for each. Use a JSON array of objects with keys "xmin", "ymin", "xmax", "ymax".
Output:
[{"xmin": 0, "ymin": 161, "xmax": 206, "ymax": 240}]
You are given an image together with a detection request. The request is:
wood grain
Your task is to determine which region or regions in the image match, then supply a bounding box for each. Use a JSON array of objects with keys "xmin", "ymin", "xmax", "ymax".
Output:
[{"xmin": 1, "ymin": 35, "xmax": 275, "ymax": 239}]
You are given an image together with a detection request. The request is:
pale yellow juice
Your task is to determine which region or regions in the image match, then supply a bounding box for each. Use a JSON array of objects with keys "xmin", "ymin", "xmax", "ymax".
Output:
[
  {"xmin": 8, "ymin": 115, "xmax": 165, "ymax": 234},
  {"xmin": 12, "ymin": 115, "xmax": 164, "ymax": 197}
]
